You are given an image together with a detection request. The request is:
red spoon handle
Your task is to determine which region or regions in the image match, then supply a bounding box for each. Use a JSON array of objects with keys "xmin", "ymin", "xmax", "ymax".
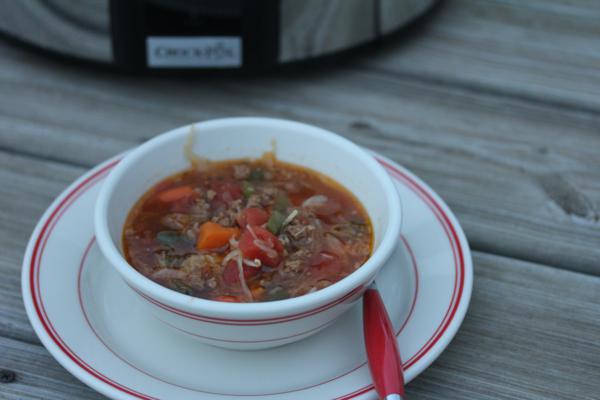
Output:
[{"xmin": 363, "ymin": 287, "xmax": 405, "ymax": 399}]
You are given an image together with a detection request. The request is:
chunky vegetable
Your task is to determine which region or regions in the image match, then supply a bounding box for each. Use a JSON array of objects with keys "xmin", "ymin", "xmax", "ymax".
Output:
[
  {"xmin": 196, "ymin": 222, "xmax": 240, "ymax": 250},
  {"xmin": 238, "ymin": 207, "xmax": 269, "ymax": 227},
  {"xmin": 213, "ymin": 295, "xmax": 240, "ymax": 302},
  {"xmin": 266, "ymin": 210, "xmax": 286, "ymax": 234},
  {"xmin": 238, "ymin": 226, "xmax": 284, "ymax": 267}
]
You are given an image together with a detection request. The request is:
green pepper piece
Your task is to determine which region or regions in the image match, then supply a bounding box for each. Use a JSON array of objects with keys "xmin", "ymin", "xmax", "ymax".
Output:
[
  {"xmin": 273, "ymin": 194, "xmax": 289, "ymax": 213},
  {"xmin": 156, "ymin": 231, "xmax": 181, "ymax": 246},
  {"xmin": 266, "ymin": 210, "xmax": 286, "ymax": 235},
  {"xmin": 242, "ymin": 181, "xmax": 255, "ymax": 198}
]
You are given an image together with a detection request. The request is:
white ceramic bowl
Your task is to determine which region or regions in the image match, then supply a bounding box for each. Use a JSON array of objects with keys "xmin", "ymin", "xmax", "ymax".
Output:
[{"xmin": 94, "ymin": 117, "xmax": 401, "ymax": 350}]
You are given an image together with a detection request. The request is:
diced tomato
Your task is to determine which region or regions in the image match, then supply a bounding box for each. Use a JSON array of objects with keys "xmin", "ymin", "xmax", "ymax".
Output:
[
  {"xmin": 213, "ymin": 295, "xmax": 240, "ymax": 303},
  {"xmin": 223, "ymin": 260, "xmax": 261, "ymax": 285},
  {"xmin": 237, "ymin": 207, "xmax": 269, "ymax": 228},
  {"xmin": 223, "ymin": 260, "xmax": 240, "ymax": 285},
  {"xmin": 238, "ymin": 226, "xmax": 284, "ymax": 267},
  {"xmin": 213, "ymin": 181, "xmax": 242, "ymax": 203},
  {"xmin": 244, "ymin": 264, "xmax": 260, "ymax": 279}
]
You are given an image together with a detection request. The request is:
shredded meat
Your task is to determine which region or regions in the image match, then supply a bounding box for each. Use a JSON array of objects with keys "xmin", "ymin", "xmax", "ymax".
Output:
[
  {"xmin": 249, "ymin": 186, "xmax": 280, "ymax": 207},
  {"xmin": 180, "ymin": 254, "xmax": 214, "ymax": 273},
  {"xmin": 283, "ymin": 248, "xmax": 311, "ymax": 273},
  {"xmin": 346, "ymin": 241, "xmax": 371, "ymax": 261},
  {"xmin": 189, "ymin": 197, "xmax": 211, "ymax": 224},
  {"xmin": 285, "ymin": 223, "xmax": 307, "ymax": 240},
  {"xmin": 161, "ymin": 213, "xmax": 189, "ymax": 230},
  {"xmin": 246, "ymin": 194, "xmax": 262, "ymax": 208},
  {"xmin": 155, "ymin": 251, "xmax": 177, "ymax": 268},
  {"xmin": 211, "ymin": 199, "xmax": 243, "ymax": 226},
  {"xmin": 283, "ymin": 212, "xmax": 319, "ymax": 249},
  {"xmin": 330, "ymin": 222, "xmax": 368, "ymax": 241}
]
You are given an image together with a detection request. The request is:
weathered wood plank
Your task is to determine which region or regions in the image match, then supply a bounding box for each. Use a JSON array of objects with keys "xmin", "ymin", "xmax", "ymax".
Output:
[
  {"xmin": 363, "ymin": 0, "xmax": 600, "ymax": 112},
  {"xmin": 1, "ymin": 1, "xmax": 599, "ymax": 399},
  {"xmin": 2, "ymin": 252, "xmax": 598, "ymax": 399},
  {"xmin": 0, "ymin": 336, "xmax": 104, "ymax": 400},
  {"xmin": 0, "ymin": 42, "xmax": 598, "ymax": 274},
  {"xmin": 0, "ymin": 0, "xmax": 111, "ymax": 62},
  {"xmin": 0, "ymin": 152, "xmax": 83, "ymax": 343}
]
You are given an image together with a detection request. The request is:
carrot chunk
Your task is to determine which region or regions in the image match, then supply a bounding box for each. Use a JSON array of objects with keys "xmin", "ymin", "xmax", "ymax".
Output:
[
  {"xmin": 196, "ymin": 221, "xmax": 240, "ymax": 250},
  {"xmin": 213, "ymin": 295, "xmax": 240, "ymax": 303},
  {"xmin": 157, "ymin": 185, "xmax": 194, "ymax": 202},
  {"xmin": 251, "ymin": 286, "xmax": 265, "ymax": 300}
]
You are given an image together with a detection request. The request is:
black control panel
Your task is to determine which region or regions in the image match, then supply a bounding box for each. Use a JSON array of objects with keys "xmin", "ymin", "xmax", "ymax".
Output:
[{"xmin": 110, "ymin": 0, "xmax": 278, "ymax": 71}]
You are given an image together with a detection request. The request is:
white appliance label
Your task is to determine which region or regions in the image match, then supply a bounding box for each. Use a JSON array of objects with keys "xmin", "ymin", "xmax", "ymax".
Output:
[{"xmin": 146, "ymin": 37, "xmax": 242, "ymax": 68}]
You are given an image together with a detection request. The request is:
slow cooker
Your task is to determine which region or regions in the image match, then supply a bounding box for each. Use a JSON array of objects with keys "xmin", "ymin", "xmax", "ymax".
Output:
[{"xmin": 0, "ymin": 0, "xmax": 438, "ymax": 71}]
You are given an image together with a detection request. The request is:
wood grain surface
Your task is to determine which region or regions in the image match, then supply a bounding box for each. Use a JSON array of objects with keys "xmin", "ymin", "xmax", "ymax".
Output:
[
  {"xmin": 1, "ymin": 0, "xmax": 599, "ymax": 399},
  {"xmin": 1, "ymin": 251, "xmax": 598, "ymax": 399}
]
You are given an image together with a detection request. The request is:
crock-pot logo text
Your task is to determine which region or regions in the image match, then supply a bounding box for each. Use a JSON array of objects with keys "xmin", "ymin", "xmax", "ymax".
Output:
[
  {"xmin": 147, "ymin": 37, "xmax": 242, "ymax": 68},
  {"xmin": 154, "ymin": 42, "xmax": 233, "ymax": 60}
]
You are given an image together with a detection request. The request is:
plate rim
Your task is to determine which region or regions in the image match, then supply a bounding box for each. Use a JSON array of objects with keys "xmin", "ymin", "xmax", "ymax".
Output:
[{"xmin": 21, "ymin": 154, "xmax": 473, "ymax": 400}]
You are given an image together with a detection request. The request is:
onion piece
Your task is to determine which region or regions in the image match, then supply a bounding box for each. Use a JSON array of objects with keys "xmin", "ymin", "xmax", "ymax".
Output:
[
  {"xmin": 222, "ymin": 249, "xmax": 240, "ymax": 266},
  {"xmin": 246, "ymin": 224, "xmax": 259, "ymax": 240},
  {"xmin": 243, "ymin": 258, "xmax": 262, "ymax": 268},
  {"xmin": 281, "ymin": 209, "xmax": 299, "ymax": 229},
  {"xmin": 236, "ymin": 253, "xmax": 253, "ymax": 301},
  {"xmin": 302, "ymin": 195, "xmax": 328, "ymax": 208},
  {"xmin": 324, "ymin": 234, "xmax": 345, "ymax": 257},
  {"xmin": 253, "ymin": 239, "xmax": 278, "ymax": 258},
  {"xmin": 151, "ymin": 269, "xmax": 187, "ymax": 280}
]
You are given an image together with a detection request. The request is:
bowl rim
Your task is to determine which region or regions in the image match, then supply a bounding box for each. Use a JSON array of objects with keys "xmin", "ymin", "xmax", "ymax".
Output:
[{"xmin": 94, "ymin": 117, "xmax": 402, "ymax": 319}]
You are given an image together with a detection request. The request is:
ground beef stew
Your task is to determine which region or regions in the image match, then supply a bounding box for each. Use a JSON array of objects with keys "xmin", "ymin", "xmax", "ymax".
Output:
[{"xmin": 123, "ymin": 157, "xmax": 373, "ymax": 302}]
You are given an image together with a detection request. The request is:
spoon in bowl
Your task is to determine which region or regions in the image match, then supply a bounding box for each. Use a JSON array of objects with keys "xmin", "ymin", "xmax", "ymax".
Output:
[{"xmin": 363, "ymin": 282, "xmax": 406, "ymax": 400}]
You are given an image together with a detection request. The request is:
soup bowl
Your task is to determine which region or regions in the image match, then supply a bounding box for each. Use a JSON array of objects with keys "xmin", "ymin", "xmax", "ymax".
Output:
[{"xmin": 94, "ymin": 117, "xmax": 401, "ymax": 350}]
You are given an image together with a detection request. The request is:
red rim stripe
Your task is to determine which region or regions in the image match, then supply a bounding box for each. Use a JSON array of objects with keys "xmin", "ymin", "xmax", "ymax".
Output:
[
  {"xmin": 382, "ymin": 160, "xmax": 464, "ymax": 369},
  {"xmin": 131, "ymin": 282, "xmax": 364, "ymax": 326}
]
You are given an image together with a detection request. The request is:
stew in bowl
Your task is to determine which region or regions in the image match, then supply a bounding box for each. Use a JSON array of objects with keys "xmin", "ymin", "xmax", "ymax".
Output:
[
  {"xmin": 123, "ymin": 155, "xmax": 373, "ymax": 303},
  {"xmin": 94, "ymin": 117, "xmax": 401, "ymax": 349}
]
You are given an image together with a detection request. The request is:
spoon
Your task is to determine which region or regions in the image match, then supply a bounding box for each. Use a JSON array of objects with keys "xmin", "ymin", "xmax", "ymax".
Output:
[{"xmin": 363, "ymin": 282, "xmax": 406, "ymax": 400}]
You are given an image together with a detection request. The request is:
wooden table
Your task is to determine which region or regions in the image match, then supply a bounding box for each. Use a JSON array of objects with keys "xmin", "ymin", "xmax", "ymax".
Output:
[{"xmin": 1, "ymin": 1, "xmax": 599, "ymax": 399}]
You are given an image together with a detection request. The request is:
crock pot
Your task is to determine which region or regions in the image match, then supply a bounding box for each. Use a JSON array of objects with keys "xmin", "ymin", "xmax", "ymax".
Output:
[{"xmin": 0, "ymin": 0, "xmax": 437, "ymax": 71}]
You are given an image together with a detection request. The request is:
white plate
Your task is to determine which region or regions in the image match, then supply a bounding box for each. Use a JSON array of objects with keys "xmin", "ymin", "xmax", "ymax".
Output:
[{"xmin": 22, "ymin": 153, "xmax": 472, "ymax": 400}]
